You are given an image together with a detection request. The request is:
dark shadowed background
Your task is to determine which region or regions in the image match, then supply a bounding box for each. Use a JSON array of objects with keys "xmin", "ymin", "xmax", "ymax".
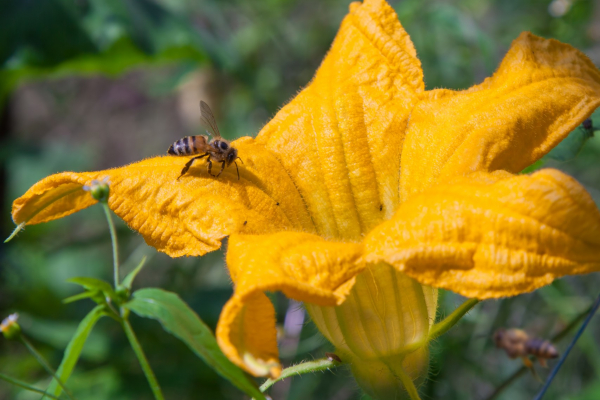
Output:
[{"xmin": 1, "ymin": 0, "xmax": 600, "ymax": 399}]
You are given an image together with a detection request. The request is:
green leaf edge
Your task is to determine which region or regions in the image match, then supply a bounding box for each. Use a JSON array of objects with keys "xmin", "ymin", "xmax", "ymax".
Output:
[
  {"xmin": 45, "ymin": 305, "xmax": 107, "ymax": 398},
  {"xmin": 124, "ymin": 288, "xmax": 266, "ymax": 400},
  {"xmin": 121, "ymin": 256, "xmax": 147, "ymax": 290}
]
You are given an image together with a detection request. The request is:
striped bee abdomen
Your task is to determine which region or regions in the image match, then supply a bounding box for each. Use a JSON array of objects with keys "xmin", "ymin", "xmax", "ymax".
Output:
[
  {"xmin": 525, "ymin": 338, "xmax": 558, "ymax": 359},
  {"xmin": 167, "ymin": 136, "xmax": 207, "ymax": 156}
]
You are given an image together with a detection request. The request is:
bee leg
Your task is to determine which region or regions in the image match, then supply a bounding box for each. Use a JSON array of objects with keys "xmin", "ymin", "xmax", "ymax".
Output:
[
  {"xmin": 215, "ymin": 161, "xmax": 226, "ymax": 177},
  {"xmin": 538, "ymin": 358, "xmax": 548, "ymax": 368},
  {"xmin": 234, "ymin": 161, "xmax": 240, "ymax": 180},
  {"xmin": 178, "ymin": 154, "xmax": 208, "ymax": 180},
  {"xmin": 521, "ymin": 357, "xmax": 533, "ymax": 369},
  {"xmin": 207, "ymin": 158, "xmax": 213, "ymax": 176},
  {"xmin": 521, "ymin": 357, "xmax": 543, "ymax": 382}
]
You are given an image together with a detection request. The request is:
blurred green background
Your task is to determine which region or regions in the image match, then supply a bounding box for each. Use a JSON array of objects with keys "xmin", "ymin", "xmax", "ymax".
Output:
[{"xmin": 1, "ymin": 0, "xmax": 600, "ymax": 399}]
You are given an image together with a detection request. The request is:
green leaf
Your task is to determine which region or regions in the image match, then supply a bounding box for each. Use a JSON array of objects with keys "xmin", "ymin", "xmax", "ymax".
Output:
[
  {"xmin": 68, "ymin": 277, "xmax": 116, "ymax": 301},
  {"xmin": 0, "ymin": 372, "xmax": 61, "ymax": 400},
  {"xmin": 124, "ymin": 288, "xmax": 265, "ymax": 400},
  {"xmin": 120, "ymin": 256, "xmax": 147, "ymax": 291},
  {"xmin": 46, "ymin": 305, "xmax": 107, "ymax": 398},
  {"xmin": 63, "ymin": 291, "xmax": 97, "ymax": 304}
]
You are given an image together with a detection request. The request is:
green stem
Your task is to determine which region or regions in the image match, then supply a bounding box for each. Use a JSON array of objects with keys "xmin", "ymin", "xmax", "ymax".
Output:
[
  {"xmin": 19, "ymin": 336, "xmax": 76, "ymax": 400},
  {"xmin": 396, "ymin": 367, "xmax": 422, "ymax": 400},
  {"xmin": 428, "ymin": 298, "xmax": 480, "ymax": 341},
  {"xmin": 122, "ymin": 319, "xmax": 164, "ymax": 400},
  {"xmin": 258, "ymin": 357, "xmax": 341, "ymax": 393},
  {"xmin": 0, "ymin": 371, "xmax": 61, "ymax": 400},
  {"xmin": 102, "ymin": 203, "xmax": 119, "ymax": 287},
  {"xmin": 398, "ymin": 298, "xmax": 480, "ymax": 357}
]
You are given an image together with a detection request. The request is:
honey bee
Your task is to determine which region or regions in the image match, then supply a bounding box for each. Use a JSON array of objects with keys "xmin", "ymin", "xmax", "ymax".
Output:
[
  {"xmin": 493, "ymin": 328, "xmax": 559, "ymax": 368},
  {"xmin": 168, "ymin": 101, "xmax": 242, "ymax": 180}
]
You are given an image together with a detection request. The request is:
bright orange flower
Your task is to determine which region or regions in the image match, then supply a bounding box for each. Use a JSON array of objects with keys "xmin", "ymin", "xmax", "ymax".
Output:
[{"xmin": 9, "ymin": 0, "xmax": 600, "ymax": 398}]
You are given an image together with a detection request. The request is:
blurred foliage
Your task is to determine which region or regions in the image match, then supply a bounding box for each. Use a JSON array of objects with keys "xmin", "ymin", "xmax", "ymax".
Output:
[
  {"xmin": 1, "ymin": 0, "xmax": 600, "ymax": 399},
  {"xmin": 0, "ymin": 0, "xmax": 208, "ymax": 107}
]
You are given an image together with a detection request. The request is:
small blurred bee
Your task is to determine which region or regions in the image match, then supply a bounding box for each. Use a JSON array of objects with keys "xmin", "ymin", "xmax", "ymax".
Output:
[
  {"xmin": 493, "ymin": 328, "xmax": 558, "ymax": 369},
  {"xmin": 168, "ymin": 101, "xmax": 242, "ymax": 180}
]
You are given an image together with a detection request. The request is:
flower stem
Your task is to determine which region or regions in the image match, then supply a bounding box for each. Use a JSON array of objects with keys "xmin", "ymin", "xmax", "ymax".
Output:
[
  {"xmin": 102, "ymin": 203, "xmax": 119, "ymax": 287},
  {"xmin": 0, "ymin": 371, "xmax": 61, "ymax": 400},
  {"xmin": 428, "ymin": 298, "xmax": 479, "ymax": 341},
  {"xmin": 258, "ymin": 357, "xmax": 341, "ymax": 394},
  {"xmin": 19, "ymin": 335, "xmax": 76, "ymax": 400},
  {"xmin": 533, "ymin": 293, "xmax": 600, "ymax": 400},
  {"xmin": 122, "ymin": 319, "xmax": 164, "ymax": 400},
  {"xmin": 395, "ymin": 298, "xmax": 480, "ymax": 358},
  {"xmin": 396, "ymin": 366, "xmax": 422, "ymax": 400}
]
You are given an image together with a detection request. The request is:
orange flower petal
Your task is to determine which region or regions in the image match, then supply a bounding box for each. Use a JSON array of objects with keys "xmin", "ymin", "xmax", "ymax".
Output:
[
  {"xmin": 365, "ymin": 169, "xmax": 600, "ymax": 299},
  {"xmin": 11, "ymin": 138, "xmax": 315, "ymax": 256},
  {"xmin": 216, "ymin": 232, "xmax": 364, "ymax": 377},
  {"xmin": 401, "ymin": 32, "xmax": 600, "ymax": 200},
  {"xmin": 256, "ymin": 0, "xmax": 424, "ymax": 240}
]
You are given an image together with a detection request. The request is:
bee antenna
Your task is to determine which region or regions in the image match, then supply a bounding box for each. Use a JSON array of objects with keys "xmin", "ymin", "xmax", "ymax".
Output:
[
  {"xmin": 236, "ymin": 157, "xmax": 244, "ymax": 164},
  {"xmin": 234, "ymin": 161, "xmax": 240, "ymax": 180}
]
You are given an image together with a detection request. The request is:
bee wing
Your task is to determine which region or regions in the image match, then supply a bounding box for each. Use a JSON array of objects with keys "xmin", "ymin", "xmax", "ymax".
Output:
[{"xmin": 199, "ymin": 101, "xmax": 221, "ymax": 139}]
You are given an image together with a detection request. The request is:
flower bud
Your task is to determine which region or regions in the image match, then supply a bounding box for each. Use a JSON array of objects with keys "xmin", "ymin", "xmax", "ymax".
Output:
[
  {"xmin": 307, "ymin": 263, "xmax": 436, "ymax": 400},
  {"xmin": 1, "ymin": 313, "xmax": 21, "ymax": 340},
  {"xmin": 83, "ymin": 178, "xmax": 110, "ymax": 203}
]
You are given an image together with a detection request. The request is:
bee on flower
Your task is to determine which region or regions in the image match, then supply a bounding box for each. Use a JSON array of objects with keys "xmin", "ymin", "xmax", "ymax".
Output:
[{"xmin": 7, "ymin": 0, "xmax": 600, "ymax": 399}]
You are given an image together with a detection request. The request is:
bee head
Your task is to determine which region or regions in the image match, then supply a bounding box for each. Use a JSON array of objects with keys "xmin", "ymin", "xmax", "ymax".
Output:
[
  {"xmin": 226, "ymin": 148, "xmax": 238, "ymax": 166},
  {"xmin": 493, "ymin": 329, "xmax": 506, "ymax": 347}
]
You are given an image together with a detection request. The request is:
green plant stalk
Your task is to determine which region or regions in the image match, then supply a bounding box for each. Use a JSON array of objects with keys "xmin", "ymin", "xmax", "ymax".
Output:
[
  {"xmin": 19, "ymin": 336, "xmax": 76, "ymax": 400},
  {"xmin": 0, "ymin": 371, "xmax": 61, "ymax": 400},
  {"xmin": 429, "ymin": 298, "xmax": 480, "ymax": 341},
  {"xmin": 259, "ymin": 357, "xmax": 341, "ymax": 393},
  {"xmin": 399, "ymin": 298, "xmax": 480, "ymax": 356},
  {"xmin": 122, "ymin": 319, "xmax": 165, "ymax": 400},
  {"xmin": 102, "ymin": 203, "xmax": 120, "ymax": 287},
  {"xmin": 396, "ymin": 366, "xmax": 422, "ymax": 400}
]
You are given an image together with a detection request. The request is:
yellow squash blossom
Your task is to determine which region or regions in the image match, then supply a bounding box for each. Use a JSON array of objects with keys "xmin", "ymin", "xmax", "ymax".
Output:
[{"xmin": 9, "ymin": 0, "xmax": 600, "ymax": 398}]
